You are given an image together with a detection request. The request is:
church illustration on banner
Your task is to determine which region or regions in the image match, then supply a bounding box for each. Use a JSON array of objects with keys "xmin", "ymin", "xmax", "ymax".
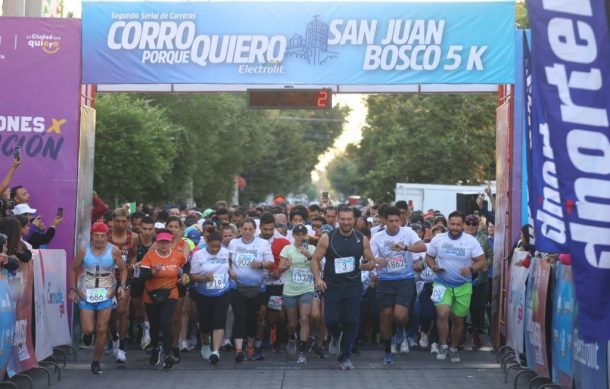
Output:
[{"xmin": 286, "ymin": 16, "xmax": 338, "ymax": 66}]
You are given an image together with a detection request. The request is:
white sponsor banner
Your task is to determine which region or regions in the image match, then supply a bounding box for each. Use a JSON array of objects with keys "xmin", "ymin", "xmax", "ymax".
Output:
[
  {"xmin": 507, "ymin": 251, "xmax": 530, "ymax": 355},
  {"xmin": 33, "ymin": 250, "xmax": 71, "ymax": 361}
]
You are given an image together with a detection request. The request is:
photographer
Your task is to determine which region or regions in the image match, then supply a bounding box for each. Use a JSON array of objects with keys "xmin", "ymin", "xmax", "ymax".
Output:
[{"xmin": 13, "ymin": 204, "xmax": 62, "ymax": 249}]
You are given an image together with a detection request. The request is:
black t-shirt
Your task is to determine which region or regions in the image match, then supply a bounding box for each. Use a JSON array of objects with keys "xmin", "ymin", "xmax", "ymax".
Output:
[{"xmin": 323, "ymin": 228, "xmax": 364, "ymax": 287}]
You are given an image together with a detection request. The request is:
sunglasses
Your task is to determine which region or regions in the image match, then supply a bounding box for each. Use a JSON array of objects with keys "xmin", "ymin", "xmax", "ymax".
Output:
[{"xmin": 465, "ymin": 221, "xmax": 478, "ymax": 227}]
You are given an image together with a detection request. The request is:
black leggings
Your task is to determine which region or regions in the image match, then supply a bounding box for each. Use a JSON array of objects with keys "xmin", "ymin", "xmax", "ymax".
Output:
[
  {"xmin": 230, "ymin": 289, "xmax": 261, "ymax": 340},
  {"xmin": 145, "ymin": 299, "xmax": 177, "ymax": 352},
  {"xmin": 194, "ymin": 292, "xmax": 231, "ymax": 334}
]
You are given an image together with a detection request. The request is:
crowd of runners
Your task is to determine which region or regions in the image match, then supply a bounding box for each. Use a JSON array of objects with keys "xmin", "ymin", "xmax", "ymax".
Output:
[{"xmin": 72, "ymin": 195, "xmax": 495, "ymax": 374}]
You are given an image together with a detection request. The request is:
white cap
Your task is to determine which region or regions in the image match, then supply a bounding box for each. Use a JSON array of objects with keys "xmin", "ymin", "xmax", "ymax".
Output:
[
  {"xmin": 13, "ymin": 203, "xmax": 37, "ymax": 215},
  {"xmin": 154, "ymin": 222, "xmax": 165, "ymax": 229}
]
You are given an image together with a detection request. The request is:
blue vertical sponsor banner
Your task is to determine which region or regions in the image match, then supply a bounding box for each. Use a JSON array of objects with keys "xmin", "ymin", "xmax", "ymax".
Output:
[
  {"xmin": 82, "ymin": 1, "xmax": 515, "ymax": 85},
  {"xmin": 524, "ymin": 34, "xmax": 566, "ymax": 253},
  {"xmin": 552, "ymin": 264, "xmax": 575, "ymax": 388},
  {"xmin": 573, "ymin": 318, "xmax": 608, "ymax": 389},
  {"xmin": 528, "ymin": 0, "xmax": 610, "ymax": 342}
]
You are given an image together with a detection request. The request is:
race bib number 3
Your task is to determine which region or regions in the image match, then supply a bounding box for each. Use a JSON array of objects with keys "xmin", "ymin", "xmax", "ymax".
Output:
[
  {"xmin": 86, "ymin": 288, "xmax": 109, "ymax": 304},
  {"xmin": 292, "ymin": 268, "xmax": 313, "ymax": 285},
  {"xmin": 235, "ymin": 253, "xmax": 255, "ymax": 267},
  {"xmin": 206, "ymin": 274, "xmax": 227, "ymax": 290},
  {"xmin": 431, "ymin": 285, "xmax": 447, "ymax": 303},
  {"xmin": 388, "ymin": 256, "xmax": 406, "ymax": 272},
  {"xmin": 335, "ymin": 257, "xmax": 355, "ymax": 274},
  {"xmin": 267, "ymin": 295, "xmax": 283, "ymax": 310}
]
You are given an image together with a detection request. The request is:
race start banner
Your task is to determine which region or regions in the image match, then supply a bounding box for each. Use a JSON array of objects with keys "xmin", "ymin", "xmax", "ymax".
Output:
[
  {"xmin": 82, "ymin": 1, "xmax": 515, "ymax": 85},
  {"xmin": 527, "ymin": 0, "xmax": 610, "ymax": 342},
  {"xmin": 0, "ymin": 18, "xmax": 82, "ymax": 296}
]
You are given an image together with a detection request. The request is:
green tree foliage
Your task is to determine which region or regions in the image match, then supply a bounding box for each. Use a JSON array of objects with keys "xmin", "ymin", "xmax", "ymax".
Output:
[
  {"xmin": 94, "ymin": 93, "xmax": 347, "ymax": 206},
  {"xmin": 328, "ymin": 94, "xmax": 496, "ymax": 203},
  {"xmin": 326, "ymin": 156, "xmax": 360, "ymax": 198},
  {"xmin": 516, "ymin": 1, "xmax": 529, "ymax": 29},
  {"xmin": 94, "ymin": 94, "xmax": 179, "ymax": 205}
]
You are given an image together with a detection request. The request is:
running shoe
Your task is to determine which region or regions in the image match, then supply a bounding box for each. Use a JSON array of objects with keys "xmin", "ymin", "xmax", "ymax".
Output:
[
  {"xmin": 163, "ymin": 354, "xmax": 178, "ymax": 369},
  {"xmin": 449, "ymin": 347, "xmax": 461, "ymax": 363},
  {"xmin": 149, "ymin": 347, "xmax": 162, "ymax": 367},
  {"xmin": 141, "ymin": 333, "xmax": 151, "ymax": 351},
  {"xmin": 419, "ymin": 333, "xmax": 429, "ymax": 349},
  {"xmin": 408, "ymin": 337, "xmax": 418, "ymax": 349},
  {"xmin": 436, "ymin": 345, "xmax": 449, "ymax": 361},
  {"xmin": 287, "ymin": 339, "xmax": 297, "ymax": 356},
  {"xmin": 329, "ymin": 333, "xmax": 342, "ymax": 356},
  {"xmin": 221, "ymin": 338, "xmax": 233, "ymax": 351},
  {"xmin": 180, "ymin": 340, "xmax": 191, "ymax": 352},
  {"xmin": 116, "ymin": 349, "xmax": 126, "ymax": 364},
  {"xmin": 297, "ymin": 352, "xmax": 307, "ymax": 364},
  {"xmin": 201, "ymin": 343, "xmax": 212, "ymax": 360},
  {"xmin": 430, "ymin": 342, "xmax": 440, "ymax": 354},
  {"xmin": 390, "ymin": 343, "xmax": 398, "ymax": 355},
  {"xmin": 339, "ymin": 358, "xmax": 354, "ymax": 370},
  {"xmin": 400, "ymin": 339, "xmax": 410, "ymax": 354},
  {"xmin": 314, "ymin": 345, "xmax": 328, "ymax": 359},
  {"xmin": 384, "ymin": 352, "xmax": 393, "ymax": 365},
  {"xmin": 172, "ymin": 347, "xmax": 182, "ymax": 363},
  {"xmin": 209, "ymin": 351, "xmax": 220, "ymax": 365},
  {"xmin": 112, "ymin": 334, "xmax": 119, "ymax": 358},
  {"xmin": 251, "ymin": 346, "xmax": 264, "ymax": 361},
  {"xmin": 235, "ymin": 350, "xmax": 245, "ymax": 363},
  {"xmin": 91, "ymin": 361, "xmax": 102, "ymax": 375}
]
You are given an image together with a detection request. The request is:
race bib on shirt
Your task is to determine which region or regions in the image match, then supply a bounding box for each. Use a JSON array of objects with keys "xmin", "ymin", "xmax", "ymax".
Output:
[
  {"xmin": 431, "ymin": 284, "xmax": 447, "ymax": 303},
  {"xmin": 335, "ymin": 256, "xmax": 355, "ymax": 274},
  {"xmin": 387, "ymin": 256, "xmax": 406, "ymax": 272},
  {"xmin": 235, "ymin": 253, "xmax": 255, "ymax": 267},
  {"xmin": 86, "ymin": 288, "xmax": 109, "ymax": 304},
  {"xmin": 292, "ymin": 268, "xmax": 314, "ymax": 285},
  {"xmin": 206, "ymin": 274, "xmax": 227, "ymax": 290},
  {"xmin": 267, "ymin": 295, "xmax": 283, "ymax": 310}
]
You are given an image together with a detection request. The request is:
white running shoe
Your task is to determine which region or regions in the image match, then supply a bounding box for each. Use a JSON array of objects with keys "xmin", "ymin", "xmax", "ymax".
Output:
[
  {"xmin": 400, "ymin": 339, "xmax": 410, "ymax": 354},
  {"xmin": 297, "ymin": 352, "xmax": 307, "ymax": 364},
  {"xmin": 116, "ymin": 349, "xmax": 126, "ymax": 363},
  {"xmin": 180, "ymin": 340, "xmax": 191, "ymax": 352},
  {"xmin": 437, "ymin": 345, "xmax": 449, "ymax": 360},
  {"xmin": 112, "ymin": 337, "xmax": 119, "ymax": 358},
  {"xmin": 419, "ymin": 333, "xmax": 429, "ymax": 349},
  {"xmin": 408, "ymin": 337, "xmax": 418, "ymax": 349},
  {"xmin": 391, "ymin": 343, "xmax": 398, "ymax": 355},
  {"xmin": 449, "ymin": 347, "xmax": 461, "ymax": 363},
  {"xmin": 329, "ymin": 333, "xmax": 342, "ymax": 356},
  {"xmin": 200, "ymin": 343, "xmax": 212, "ymax": 360},
  {"xmin": 430, "ymin": 342, "xmax": 440, "ymax": 354}
]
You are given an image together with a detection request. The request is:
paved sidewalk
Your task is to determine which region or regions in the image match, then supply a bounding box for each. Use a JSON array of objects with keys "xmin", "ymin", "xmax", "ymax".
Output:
[{"xmin": 32, "ymin": 342, "xmax": 512, "ymax": 389}]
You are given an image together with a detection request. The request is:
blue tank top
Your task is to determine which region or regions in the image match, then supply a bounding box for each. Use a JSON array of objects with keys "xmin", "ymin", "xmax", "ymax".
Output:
[
  {"xmin": 323, "ymin": 229, "xmax": 364, "ymax": 287},
  {"xmin": 83, "ymin": 243, "xmax": 115, "ymax": 273}
]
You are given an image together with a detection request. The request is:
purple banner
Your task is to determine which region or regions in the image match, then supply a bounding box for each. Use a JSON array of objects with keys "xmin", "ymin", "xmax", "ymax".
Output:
[
  {"xmin": 527, "ymin": 0, "xmax": 610, "ymax": 342},
  {"xmin": 0, "ymin": 19, "xmax": 82, "ymax": 284}
]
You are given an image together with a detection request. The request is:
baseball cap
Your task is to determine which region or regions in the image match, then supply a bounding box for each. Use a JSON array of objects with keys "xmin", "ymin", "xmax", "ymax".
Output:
[
  {"xmin": 154, "ymin": 222, "xmax": 166, "ymax": 229},
  {"xmin": 185, "ymin": 228, "xmax": 202, "ymax": 245},
  {"xmin": 465, "ymin": 214, "xmax": 479, "ymax": 225},
  {"xmin": 320, "ymin": 224, "xmax": 334, "ymax": 234},
  {"xmin": 13, "ymin": 203, "xmax": 37, "ymax": 215},
  {"xmin": 202, "ymin": 208, "xmax": 214, "ymax": 219},
  {"xmin": 292, "ymin": 224, "xmax": 308, "ymax": 235}
]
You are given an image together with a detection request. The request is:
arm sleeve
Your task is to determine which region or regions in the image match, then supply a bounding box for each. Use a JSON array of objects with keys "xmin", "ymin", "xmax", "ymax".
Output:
[
  {"xmin": 481, "ymin": 208, "xmax": 495, "ymax": 225},
  {"xmin": 27, "ymin": 227, "xmax": 56, "ymax": 249},
  {"xmin": 91, "ymin": 196, "xmax": 108, "ymax": 223},
  {"xmin": 139, "ymin": 253, "xmax": 153, "ymax": 281}
]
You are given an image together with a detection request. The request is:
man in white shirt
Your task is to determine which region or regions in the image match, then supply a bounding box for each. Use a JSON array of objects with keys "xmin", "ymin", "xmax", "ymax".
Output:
[{"xmin": 425, "ymin": 211, "xmax": 486, "ymax": 363}]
